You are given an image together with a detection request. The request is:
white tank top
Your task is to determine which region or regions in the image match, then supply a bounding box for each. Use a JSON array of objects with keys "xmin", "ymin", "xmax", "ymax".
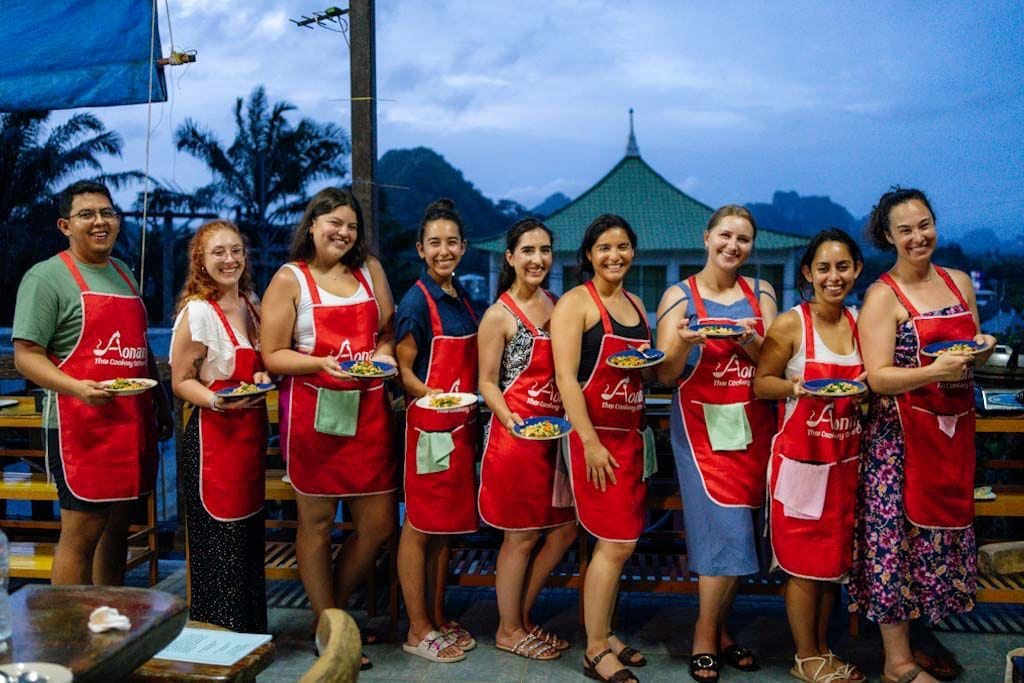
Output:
[
  {"xmin": 283, "ymin": 263, "xmax": 373, "ymax": 353},
  {"xmin": 783, "ymin": 304, "xmax": 860, "ymax": 420}
]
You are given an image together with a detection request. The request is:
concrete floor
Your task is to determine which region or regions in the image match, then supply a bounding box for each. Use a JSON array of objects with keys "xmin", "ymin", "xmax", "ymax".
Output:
[{"xmin": 140, "ymin": 563, "xmax": 1020, "ymax": 682}]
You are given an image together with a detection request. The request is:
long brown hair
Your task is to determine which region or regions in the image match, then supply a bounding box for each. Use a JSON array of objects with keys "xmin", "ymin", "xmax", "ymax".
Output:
[{"xmin": 176, "ymin": 220, "xmax": 255, "ymax": 312}]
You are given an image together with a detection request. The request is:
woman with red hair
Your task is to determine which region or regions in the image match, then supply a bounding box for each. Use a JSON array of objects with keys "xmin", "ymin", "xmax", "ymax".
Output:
[{"xmin": 170, "ymin": 219, "xmax": 271, "ymax": 632}]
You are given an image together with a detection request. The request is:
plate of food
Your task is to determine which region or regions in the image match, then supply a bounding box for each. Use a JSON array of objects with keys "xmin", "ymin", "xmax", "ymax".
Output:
[
  {"xmin": 690, "ymin": 322, "xmax": 746, "ymax": 338},
  {"xmin": 802, "ymin": 378, "xmax": 867, "ymax": 398},
  {"xmin": 415, "ymin": 392, "xmax": 478, "ymax": 411},
  {"xmin": 215, "ymin": 382, "xmax": 276, "ymax": 401},
  {"xmin": 98, "ymin": 377, "xmax": 158, "ymax": 396},
  {"xmin": 512, "ymin": 416, "xmax": 572, "ymax": 441},
  {"xmin": 339, "ymin": 359, "xmax": 398, "ymax": 379},
  {"xmin": 607, "ymin": 348, "xmax": 665, "ymax": 369},
  {"xmin": 921, "ymin": 339, "xmax": 988, "ymax": 357}
]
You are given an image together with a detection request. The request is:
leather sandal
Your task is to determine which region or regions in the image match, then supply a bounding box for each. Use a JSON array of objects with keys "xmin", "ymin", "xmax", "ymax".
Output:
[
  {"xmin": 722, "ymin": 643, "xmax": 759, "ymax": 671},
  {"xmin": 608, "ymin": 631, "xmax": 647, "ymax": 667},
  {"xmin": 881, "ymin": 665, "xmax": 925, "ymax": 683},
  {"xmin": 689, "ymin": 652, "xmax": 720, "ymax": 681},
  {"xmin": 583, "ymin": 648, "xmax": 639, "ymax": 682}
]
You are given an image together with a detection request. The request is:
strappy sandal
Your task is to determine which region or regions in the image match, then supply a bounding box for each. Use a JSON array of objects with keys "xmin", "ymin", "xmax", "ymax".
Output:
[
  {"xmin": 824, "ymin": 650, "xmax": 865, "ymax": 681},
  {"xmin": 584, "ymin": 648, "xmax": 639, "ymax": 682},
  {"xmin": 791, "ymin": 654, "xmax": 846, "ymax": 682},
  {"xmin": 722, "ymin": 643, "xmax": 759, "ymax": 671},
  {"xmin": 881, "ymin": 665, "xmax": 925, "ymax": 683},
  {"xmin": 689, "ymin": 652, "xmax": 720, "ymax": 682},
  {"xmin": 608, "ymin": 631, "xmax": 646, "ymax": 666},
  {"xmin": 402, "ymin": 630, "xmax": 466, "ymax": 663},
  {"xmin": 531, "ymin": 625, "xmax": 570, "ymax": 650},
  {"xmin": 496, "ymin": 633, "xmax": 560, "ymax": 660},
  {"xmin": 440, "ymin": 620, "xmax": 477, "ymax": 651}
]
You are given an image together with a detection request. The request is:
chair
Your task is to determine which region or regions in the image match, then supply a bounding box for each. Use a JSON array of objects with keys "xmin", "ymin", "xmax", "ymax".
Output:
[{"xmin": 298, "ymin": 609, "xmax": 362, "ymax": 683}]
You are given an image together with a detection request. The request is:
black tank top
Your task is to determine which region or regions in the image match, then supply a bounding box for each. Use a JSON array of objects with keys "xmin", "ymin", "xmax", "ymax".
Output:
[{"xmin": 576, "ymin": 315, "xmax": 649, "ymax": 383}]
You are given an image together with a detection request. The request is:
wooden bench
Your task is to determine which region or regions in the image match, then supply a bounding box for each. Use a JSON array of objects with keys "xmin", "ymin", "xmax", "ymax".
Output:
[{"xmin": 9, "ymin": 541, "xmax": 155, "ymax": 580}]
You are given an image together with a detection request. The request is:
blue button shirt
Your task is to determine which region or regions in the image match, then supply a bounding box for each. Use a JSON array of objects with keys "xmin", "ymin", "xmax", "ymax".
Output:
[{"xmin": 395, "ymin": 273, "xmax": 478, "ymax": 383}]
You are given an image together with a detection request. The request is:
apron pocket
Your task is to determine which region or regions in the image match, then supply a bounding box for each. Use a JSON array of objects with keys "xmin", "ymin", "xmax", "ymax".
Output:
[
  {"xmin": 416, "ymin": 431, "xmax": 455, "ymax": 474},
  {"xmin": 641, "ymin": 426, "xmax": 658, "ymax": 481},
  {"xmin": 774, "ymin": 455, "xmax": 831, "ymax": 520},
  {"xmin": 314, "ymin": 388, "xmax": 360, "ymax": 436},
  {"xmin": 701, "ymin": 402, "xmax": 753, "ymax": 451}
]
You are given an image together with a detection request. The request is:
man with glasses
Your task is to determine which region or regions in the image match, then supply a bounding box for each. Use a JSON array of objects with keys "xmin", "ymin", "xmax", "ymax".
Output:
[{"xmin": 12, "ymin": 179, "xmax": 172, "ymax": 586}]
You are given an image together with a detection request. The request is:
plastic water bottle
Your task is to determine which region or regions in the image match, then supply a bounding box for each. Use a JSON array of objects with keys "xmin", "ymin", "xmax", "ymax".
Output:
[{"xmin": 0, "ymin": 527, "xmax": 11, "ymax": 642}]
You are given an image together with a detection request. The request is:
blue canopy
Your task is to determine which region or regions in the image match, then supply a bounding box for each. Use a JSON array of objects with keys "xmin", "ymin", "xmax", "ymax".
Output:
[{"xmin": 0, "ymin": 0, "xmax": 167, "ymax": 112}]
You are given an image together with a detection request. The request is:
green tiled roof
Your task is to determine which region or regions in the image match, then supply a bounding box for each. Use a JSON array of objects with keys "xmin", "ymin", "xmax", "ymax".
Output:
[{"xmin": 476, "ymin": 155, "xmax": 806, "ymax": 253}]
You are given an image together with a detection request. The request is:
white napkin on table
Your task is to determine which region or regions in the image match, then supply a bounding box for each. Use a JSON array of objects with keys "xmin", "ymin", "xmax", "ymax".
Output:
[{"xmin": 88, "ymin": 606, "xmax": 132, "ymax": 633}]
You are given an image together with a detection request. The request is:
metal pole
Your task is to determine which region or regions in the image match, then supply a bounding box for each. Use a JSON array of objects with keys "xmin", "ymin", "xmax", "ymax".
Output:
[
  {"xmin": 349, "ymin": 0, "xmax": 379, "ymax": 252},
  {"xmin": 162, "ymin": 212, "xmax": 174, "ymax": 325}
]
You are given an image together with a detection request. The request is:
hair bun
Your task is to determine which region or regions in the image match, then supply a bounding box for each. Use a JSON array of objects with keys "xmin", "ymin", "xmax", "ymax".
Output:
[{"xmin": 428, "ymin": 198, "xmax": 455, "ymax": 213}]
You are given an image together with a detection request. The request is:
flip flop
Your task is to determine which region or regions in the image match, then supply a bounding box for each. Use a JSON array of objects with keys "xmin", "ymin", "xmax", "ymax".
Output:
[
  {"xmin": 881, "ymin": 665, "xmax": 925, "ymax": 683},
  {"xmin": 402, "ymin": 630, "xmax": 466, "ymax": 663},
  {"xmin": 495, "ymin": 633, "xmax": 560, "ymax": 660},
  {"xmin": 913, "ymin": 648, "xmax": 962, "ymax": 681}
]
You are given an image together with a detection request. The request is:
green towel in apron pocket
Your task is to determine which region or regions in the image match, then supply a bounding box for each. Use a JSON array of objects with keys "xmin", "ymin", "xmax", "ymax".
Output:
[
  {"xmin": 314, "ymin": 388, "xmax": 360, "ymax": 436},
  {"xmin": 641, "ymin": 426, "xmax": 659, "ymax": 480},
  {"xmin": 416, "ymin": 431, "xmax": 455, "ymax": 474},
  {"xmin": 702, "ymin": 402, "xmax": 753, "ymax": 451}
]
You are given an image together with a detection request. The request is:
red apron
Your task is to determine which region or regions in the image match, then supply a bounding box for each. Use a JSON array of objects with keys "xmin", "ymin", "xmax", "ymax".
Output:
[
  {"xmin": 403, "ymin": 281, "xmax": 480, "ymax": 534},
  {"xmin": 566, "ymin": 282, "xmax": 649, "ymax": 542},
  {"xmin": 53, "ymin": 251, "xmax": 156, "ymax": 502},
  {"xmin": 880, "ymin": 267, "xmax": 978, "ymax": 530},
  {"xmin": 769, "ymin": 303, "xmax": 862, "ymax": 580},
  {"xmin": 198, "ymin": 299, "xmax": 268, "ymax": 521},
  {"xmin": 281, "ymin": 262, "xmax": 395, "ymax": 496},
  {"xmin": 676, "ymin": 276, "xmax": 773, "ymax": 507},
  {"xmin": 478, "ymin": 291, "xmax": 575, "ymax": 531}
]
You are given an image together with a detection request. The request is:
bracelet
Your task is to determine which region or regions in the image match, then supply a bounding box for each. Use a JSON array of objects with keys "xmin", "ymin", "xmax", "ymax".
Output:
[{"xmin": 208, "ymin": 394, "xmax": 223, "ymax": 412}]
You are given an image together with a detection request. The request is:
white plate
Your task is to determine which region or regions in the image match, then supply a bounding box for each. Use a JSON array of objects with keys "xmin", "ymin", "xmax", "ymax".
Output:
[
  {"xmin": 98, "ymin": 377, "xmax": 158, "ymax": 396},
  {"xmin": 415, "ymin": 392, "xmax": 478, "ymax": 411},
  {"xmin": 0, "ymin": 398, "xmax": 19, "ymax": 410},
  {"xmin": 0, "ymin": 662, "xmax": 73, "ymax": 683}
]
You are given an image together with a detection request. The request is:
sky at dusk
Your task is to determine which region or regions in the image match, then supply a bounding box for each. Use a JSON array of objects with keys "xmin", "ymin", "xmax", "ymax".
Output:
[{"xmin": 54, "ymin": 0, "xmax": 1024, "ymax": 238}]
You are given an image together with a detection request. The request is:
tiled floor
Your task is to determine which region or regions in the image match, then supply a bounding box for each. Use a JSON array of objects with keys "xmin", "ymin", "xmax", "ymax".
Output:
[{"xmin": 140, "ymin": 565, "xmax": 1020, "ymax": 682}]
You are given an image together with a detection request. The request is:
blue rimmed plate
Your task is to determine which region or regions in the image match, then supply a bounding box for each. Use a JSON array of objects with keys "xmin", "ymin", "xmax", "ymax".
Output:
[
  {"xmin": 689, "ymin": 322, "xmax": 745, "ymax": 338},
  {"xmin": 215, "ymin": 382, "xmax": 275, "ymax": 401},
  {"xmin": 98, "ymin": 377, "xmax": 158, "ymax": 396},
  {"xmin": 339, "ymin": 359, "xmax": 398, "ymax": 379},
  {"xmin": 802, "ymin": 378, "xmax": 867, "ymax": 398},
  {"xmin": 921, "ymin": 339, "xmax": 988, "ymax": 358},
  {"xmin": 512, "ymin": 416, "xmax": 573, "ymax": 440},
  {"xmin": 987, "ymin": 392, "xmax": 1024, "ymax": 408},
  {"xmin": 606, "ymin": 348, "xmax": 665, "ymax": 369}
]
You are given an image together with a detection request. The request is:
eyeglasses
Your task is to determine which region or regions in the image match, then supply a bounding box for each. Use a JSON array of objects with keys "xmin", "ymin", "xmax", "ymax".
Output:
[
  {"xmin": 207, "ymin": 246, "xmax": 245, "ymax": 261},
  {"xmin": 67, "ymin": 208, "xmax": 121, "ymax": 222}
]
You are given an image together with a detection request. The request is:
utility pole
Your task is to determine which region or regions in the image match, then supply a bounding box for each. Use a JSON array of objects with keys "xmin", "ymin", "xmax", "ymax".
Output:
[{"xmin": 348, "ymin": 0, "xmax": 379, "ymax": 252}]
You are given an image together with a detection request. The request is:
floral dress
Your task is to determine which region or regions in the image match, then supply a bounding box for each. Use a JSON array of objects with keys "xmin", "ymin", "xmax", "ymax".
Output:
[{"xmin": 848, "ymin": 305, "xmax": 977, "ymax": 624}]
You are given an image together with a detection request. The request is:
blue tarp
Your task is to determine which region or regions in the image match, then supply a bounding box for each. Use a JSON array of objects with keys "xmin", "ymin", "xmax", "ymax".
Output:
[{"xmin": 0, "ymin": 0, "xmax": 167, "ymax": 112}]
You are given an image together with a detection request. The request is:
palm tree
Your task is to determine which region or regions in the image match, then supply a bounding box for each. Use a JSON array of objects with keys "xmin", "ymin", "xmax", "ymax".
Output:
[
  {"xmin": 175, "ymin": 85, "xmax": 350, "ymax": 284},
  {"xmin": 0, "ymin": 111, "xmax": 137, "ymax": 324}
]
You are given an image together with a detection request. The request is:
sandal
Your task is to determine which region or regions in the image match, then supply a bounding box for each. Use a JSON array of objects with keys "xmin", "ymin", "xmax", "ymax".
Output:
[
  {"xmin": 880, "ymin": 665, "xmax": 925, "ymax": 683},
  {"xmin": 608, "ymin": 631, "xmax": 647, "ymax": 667},
  {"xmin": 722, "ymin": 643, "xmax": 759, "ymax": 672},
  {"xmin": 360, "ymin": 653, "xmax": 373, "ymax": 671},
  {"xmin": 496, "ymin": 633, "xmax": 560, "ymax": 660},
  {"xmin": 824, "ymin": 650, "xmax": 865, "ymax": 681},
  {"xmin": 402, "ymin": 630, "xmax": 466, "ymax": 663},
  {"xmin": 584, "ymin": 648, "xmax": 639, "ymax": 682},
  {"xmin": 791, "ymin": 654, "xmax": 845, "ymax": 682},
  {"xmin": 689, "ymin": 652, "xmax": 720, "ymax": 682},
  {"xmin": 913, "ymin": 648, "xmax": 962, "ymax": 681},
  {"xmin": 440, "ymin": 620, "xmax": 477, "ymax": 651},
  {"xmin": 531, "ymin": 625, "xmax": 570, "ymax": 651}
]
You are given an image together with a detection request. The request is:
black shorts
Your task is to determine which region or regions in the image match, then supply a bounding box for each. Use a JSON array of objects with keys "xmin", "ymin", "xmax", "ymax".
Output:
[{"xmin": 45, "ymin": 428, "xmax": 112, "ymax": 513}]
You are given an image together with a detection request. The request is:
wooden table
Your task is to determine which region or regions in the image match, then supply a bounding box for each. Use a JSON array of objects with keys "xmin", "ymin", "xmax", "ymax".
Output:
[
  {"xmin": 128, "ymin": 621, "xmax": 276, "ymax": 682},
  {"xmin": 0, "ymin": 585, "xmax": 188, "ymax": 683}
]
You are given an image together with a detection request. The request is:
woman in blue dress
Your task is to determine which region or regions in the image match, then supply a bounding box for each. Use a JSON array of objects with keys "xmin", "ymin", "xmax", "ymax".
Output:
[{"xmin": 655, "ymin": 205, "xmax": 777, "ymax": 681}]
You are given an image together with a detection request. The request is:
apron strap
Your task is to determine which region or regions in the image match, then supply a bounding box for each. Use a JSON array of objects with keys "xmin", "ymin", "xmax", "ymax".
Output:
[
  {"xmin": 934, "ymin": 265, "xmax": 970, "ymax": 309},
  {"xmin": 350, "ymin": 266, "xmax": 375, "ymax": 301},
  {"xmin": 584, "ymin": 280, "xmax": 614, "ymax": 335},
  {"xmin": 800, "ymin": 302, "xmax": 817, "ymax": 360},
  {"xmin": 844, "ymin": 307, "xmax": 860, "ymax": 352},
  {"xmin": 498, "ymin": 292, "xmax": 541, "ymax": 336},
  {"xmin": 543, "ymin": 288, "xmax": 558, "ymax": 305},
  {"xmin": 878, "ymin": 272, "xmax": 922, "ymax": 318},
  {"xmin": 295, "ymin": 261, "xmax": 322, "ymax": 306},
  {"xmin": 208, "ymin": 299, "xmax": 242, "ymax": 348},
  {"xmin": 687, "ymin": 276, "xmax": 708, "ymax": 319},
  {"xmin": 736, "ymin": 276, "xmax": 762, "ymax": 319},
  {"xmin": 59, "ymin": 251, "xmax": 139, "ymax": 296},
  {"xmin": 415, "ymin": 280, "xmax": 444, "ymax": 337}
]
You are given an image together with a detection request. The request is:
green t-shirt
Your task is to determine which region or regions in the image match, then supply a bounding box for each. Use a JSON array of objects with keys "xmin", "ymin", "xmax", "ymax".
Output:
[{"xmin": 13, "ymin": 253, "xmax": 143, "ymax": 427}]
